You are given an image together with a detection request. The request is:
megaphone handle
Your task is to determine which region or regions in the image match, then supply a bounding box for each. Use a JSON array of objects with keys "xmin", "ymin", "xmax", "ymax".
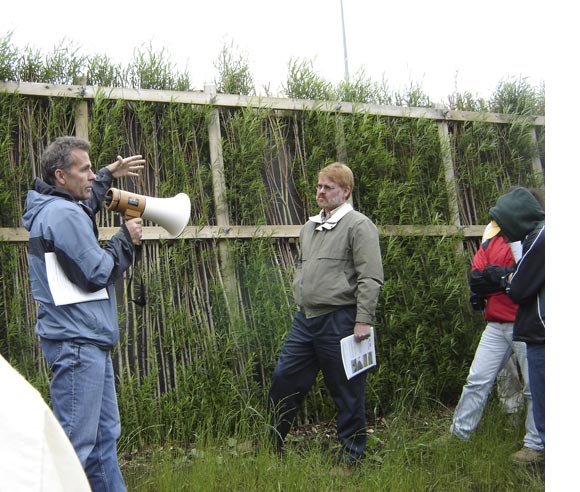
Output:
[{"xmin": 124, "ymin": 209, "xmax": 142, "ymax": 219}]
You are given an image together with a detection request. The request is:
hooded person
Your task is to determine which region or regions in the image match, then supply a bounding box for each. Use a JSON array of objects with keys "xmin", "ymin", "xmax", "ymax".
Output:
[
  {"xmin": 485, "ymin": 186, "xmax": 545, "ymax": 447},
  {"xmin": 446, "ymin": 218, "xmax": 543, "ymax": 464}
]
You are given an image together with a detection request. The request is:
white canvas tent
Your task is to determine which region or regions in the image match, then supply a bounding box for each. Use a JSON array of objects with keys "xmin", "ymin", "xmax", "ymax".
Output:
[{"xmin": 0, "ymin": 354, "xmax": 91, "ymax": 492}]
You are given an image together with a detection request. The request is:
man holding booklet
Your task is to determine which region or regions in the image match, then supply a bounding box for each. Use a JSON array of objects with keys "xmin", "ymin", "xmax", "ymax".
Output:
[
  {"xmin": 268, "ymin": 162, "xmax": 384, "ymax": 467},
  {"xmin": 21, "ymin": 136, "xmax": 144, "ymax": 492}
]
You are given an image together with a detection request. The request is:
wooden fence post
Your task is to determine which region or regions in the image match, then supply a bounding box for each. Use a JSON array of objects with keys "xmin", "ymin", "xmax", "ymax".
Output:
[
  {"xmin": 206, "ymin": 84, "xmax": 240, "ymax": 321},
  {"xmin": 529, "ymin": 127, "xmax": 545, "ymax": 184},
  {"xmin": 335, "ymin": 115, "xmax": 348, "ymax": 164},
  {"xmin": 74, "ymin": 75, "xmax": 89, "ymax": 140},
  {"xmin": 435, "ymin": 109, "xmax": 465, "ymax": 257},
  {"xmin": 436, "ymin": 118, "xmax": 461, "ymax": 227}
]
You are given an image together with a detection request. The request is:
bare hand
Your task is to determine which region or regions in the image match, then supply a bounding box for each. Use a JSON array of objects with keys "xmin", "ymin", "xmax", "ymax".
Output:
[
  {"xmin": 107, "ymin": 155, "xmax": 145, "ymax": 178},
  {"xmin": 353, "ymin": 322, "xmax": 372, "ymax": 343},
  {"xmin": 125, "ymin": 217, "xmax": 143, "ymax": 246}
]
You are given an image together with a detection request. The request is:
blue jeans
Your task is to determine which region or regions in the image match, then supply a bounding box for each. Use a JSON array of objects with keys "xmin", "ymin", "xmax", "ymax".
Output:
[
  {"xmin": 40, "ymin": 338, "xmax": 126, "ymax": 492},
  {"xmin": 526, "ymin": 343, "xmax": 545, "ymax": 446},
  {"xmin": 450, "ymin": 322, "xmax": 543, "ymax": 450},
  {"xmin": 268, "ymin": 307, "xmax": 367, "ymax": 464}
]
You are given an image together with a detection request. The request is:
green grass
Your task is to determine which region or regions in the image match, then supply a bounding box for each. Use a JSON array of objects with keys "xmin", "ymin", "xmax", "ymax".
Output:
[{"xmin": 122, "ymin": 404, "xmax": 544, "ymax": 491}]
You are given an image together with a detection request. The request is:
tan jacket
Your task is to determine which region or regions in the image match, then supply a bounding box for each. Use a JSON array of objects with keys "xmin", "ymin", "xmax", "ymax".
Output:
[{"xmin": 292, "ymin": 206, "xmax": 383, "ymax": 323}]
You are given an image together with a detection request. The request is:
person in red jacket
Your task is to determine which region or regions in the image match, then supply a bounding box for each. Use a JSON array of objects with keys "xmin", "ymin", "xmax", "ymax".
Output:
[{"xmin": 447, "ymin": 221, "xmax": 544, "ymax": 463}]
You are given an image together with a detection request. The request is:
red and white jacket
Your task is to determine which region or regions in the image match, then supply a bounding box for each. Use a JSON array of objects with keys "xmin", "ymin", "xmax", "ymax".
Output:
[{"xmin": 470, "ymin": 235, "xmax": 518, "ymax": 323}]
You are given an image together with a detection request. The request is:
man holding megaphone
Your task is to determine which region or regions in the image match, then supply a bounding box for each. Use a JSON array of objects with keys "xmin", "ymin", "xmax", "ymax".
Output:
[{"xmin": 21, "ymin": 136, "xmax": 144, "ymax": 492}]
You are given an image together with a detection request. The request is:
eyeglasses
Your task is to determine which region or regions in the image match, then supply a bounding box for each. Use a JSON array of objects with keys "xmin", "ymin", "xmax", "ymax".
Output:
[{"xmin": 316, "ymin": 184, "xmax": 336, "ymax": 192}]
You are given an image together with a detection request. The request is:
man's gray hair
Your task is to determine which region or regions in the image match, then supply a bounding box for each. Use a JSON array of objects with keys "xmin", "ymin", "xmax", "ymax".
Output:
[{"xmin": 41, "ymin": 136, "xmax": 90, "ymax": 185}]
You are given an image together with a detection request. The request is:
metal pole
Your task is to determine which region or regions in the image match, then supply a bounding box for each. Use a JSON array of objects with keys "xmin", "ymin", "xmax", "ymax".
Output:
[{"xmin": 340, "ymin": 0, "xmax": 349, "ymax": 81}]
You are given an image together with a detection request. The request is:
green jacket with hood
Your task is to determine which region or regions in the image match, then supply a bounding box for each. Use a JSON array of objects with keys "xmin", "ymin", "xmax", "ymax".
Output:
[{"xmin": 489, "ymin": 187, "xmax": 545, "ymax": 344}]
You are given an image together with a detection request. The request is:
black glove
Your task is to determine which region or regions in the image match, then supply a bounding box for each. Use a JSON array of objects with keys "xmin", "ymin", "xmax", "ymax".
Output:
[
  {"xmin": 482, "ymin": 264, "xmax": 515, "ymax": 290},
  {"xmin": 469, "ymin": 292, "xmax": 487, "ymax": 311}
]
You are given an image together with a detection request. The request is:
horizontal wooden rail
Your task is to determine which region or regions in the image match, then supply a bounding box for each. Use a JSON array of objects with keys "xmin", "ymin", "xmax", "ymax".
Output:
[
  {"xmin": 0, "ymin": 81, "xmax": 544, "ymax": 126},
  {"xmin": 0, "ymin": 224, "xmax": 486, "ymax": 242}
]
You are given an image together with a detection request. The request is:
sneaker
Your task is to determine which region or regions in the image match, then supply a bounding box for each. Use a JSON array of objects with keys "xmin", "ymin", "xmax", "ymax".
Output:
[{"xmin": 511, "ymin": 447, "xmax": 544, "ymax": 465}]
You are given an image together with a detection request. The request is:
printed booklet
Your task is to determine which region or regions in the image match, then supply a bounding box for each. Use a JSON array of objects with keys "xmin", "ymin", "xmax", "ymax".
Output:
[{"xmin": 340, "ymin": 327, "xmax": 376, "ymax": 380}]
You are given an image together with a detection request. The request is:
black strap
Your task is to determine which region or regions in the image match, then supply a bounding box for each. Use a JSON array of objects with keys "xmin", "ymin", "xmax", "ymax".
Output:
[{"xmin": 128, "ymin": 244, "xmax": 147, "ymax": 306}]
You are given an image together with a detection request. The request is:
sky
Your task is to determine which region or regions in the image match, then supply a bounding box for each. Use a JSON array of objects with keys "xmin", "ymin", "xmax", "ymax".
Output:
[{"xmin": 2, "ymin": 0, "xmax": 551, "ymax": 104}]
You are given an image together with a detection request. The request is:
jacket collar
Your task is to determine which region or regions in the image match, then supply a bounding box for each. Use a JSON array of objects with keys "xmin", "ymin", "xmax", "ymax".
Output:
[
  {"xmin": 309, "ymin": 202, "xmax": 353, "ymax": 231},
  {"xmin": 32, "ymin": 178, "xmax": 75, "ymax": 201},
  {"xmin": 30, "ymin": 178, "xmax": 98, "ymax": 237}
]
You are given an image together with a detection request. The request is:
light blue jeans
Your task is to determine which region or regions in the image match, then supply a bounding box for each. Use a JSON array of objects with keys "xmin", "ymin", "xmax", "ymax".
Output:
[
  {"xmin": 40, "ymin": 338, "xmax": 126, "ymax": 492},
  {"xmin": 450, "ymin": 322, "xmax": 543, "ymax": 450}
]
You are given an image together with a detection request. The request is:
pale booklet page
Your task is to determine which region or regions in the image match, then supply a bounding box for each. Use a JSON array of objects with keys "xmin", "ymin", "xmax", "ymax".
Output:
[
  {"xmin": 45, "ymin": 252, "xmax": 109, "ymax": 306},
  {"xmin": 340, "ymin": 327, "xmax": 376, "ymax": 380}
]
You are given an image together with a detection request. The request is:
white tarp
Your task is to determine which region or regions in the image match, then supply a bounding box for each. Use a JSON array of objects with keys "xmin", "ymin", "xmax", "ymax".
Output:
[{"xmin": 0, "ymin": 354, "xmax": 91, "ymax": 492}]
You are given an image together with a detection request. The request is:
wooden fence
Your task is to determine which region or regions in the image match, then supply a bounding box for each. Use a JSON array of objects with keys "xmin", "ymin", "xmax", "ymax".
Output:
[
  {"xmin": 0, "ymin": 80, "xmax": 545, "ymax": 245},
  {"xmin": 0, "ymin": 78, "xmax": 546, "ymax": 427}
]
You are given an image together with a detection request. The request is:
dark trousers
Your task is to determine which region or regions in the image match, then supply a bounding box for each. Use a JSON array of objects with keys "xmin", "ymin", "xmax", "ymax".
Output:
[
  {"xmin": 526, "ymin": 343, "xmax": 545, "ymax": 446},
  {"xmin": 268, "ymin": 307, "xmax": 367, "ymax": 463}
]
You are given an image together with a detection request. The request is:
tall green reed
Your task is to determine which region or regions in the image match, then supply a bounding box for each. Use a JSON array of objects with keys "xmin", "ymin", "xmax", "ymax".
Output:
[{"xmin": 0, "ymin": 36, "xmax": 545, "ymax": 450}]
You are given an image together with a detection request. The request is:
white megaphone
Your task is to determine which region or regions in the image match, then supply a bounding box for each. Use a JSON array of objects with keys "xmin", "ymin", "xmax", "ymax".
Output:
[{"xmin": 104, "ymin": 188, "xmax": 191, "ymax": 238}]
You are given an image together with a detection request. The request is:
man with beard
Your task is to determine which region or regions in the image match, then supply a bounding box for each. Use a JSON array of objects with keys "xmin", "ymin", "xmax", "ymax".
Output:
[{"xmin": 268, "ymin": 162, "xmax": 384, "ymax": 468}]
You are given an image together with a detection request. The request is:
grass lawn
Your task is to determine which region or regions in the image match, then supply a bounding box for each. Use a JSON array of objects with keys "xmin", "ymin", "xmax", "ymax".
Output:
[{"xmin": 122, "ymin": 404, "xmax": 544, "ymax": 491}]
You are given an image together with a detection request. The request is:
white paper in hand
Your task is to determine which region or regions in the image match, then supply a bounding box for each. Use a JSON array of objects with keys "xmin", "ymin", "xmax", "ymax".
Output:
[{"xmin": 340, "ymin": 327, "xmax": 376, "ymax": 380}]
